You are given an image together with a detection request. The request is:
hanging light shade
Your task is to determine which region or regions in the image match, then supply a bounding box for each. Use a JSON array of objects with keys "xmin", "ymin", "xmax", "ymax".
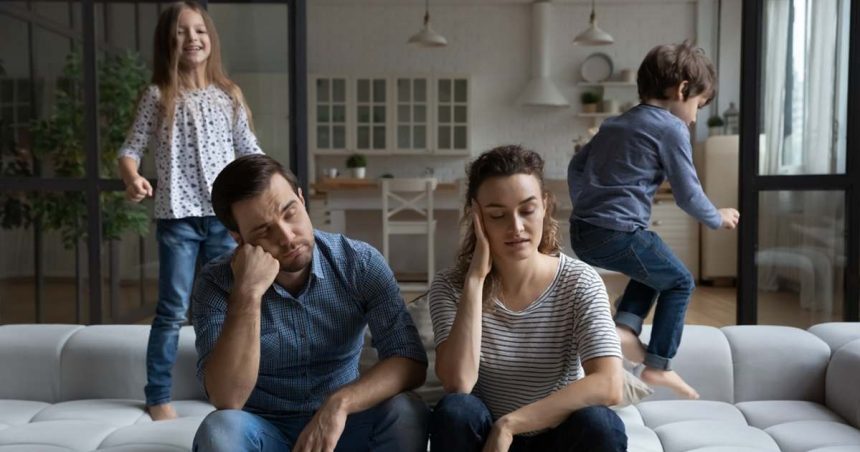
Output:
[
  {"xmin": 573, "ymin": 0, "xmax": 614, "ymax": 46},
  {"xmin": 408, "ymin": 0, "xmax": 448, "ymax": 47}
]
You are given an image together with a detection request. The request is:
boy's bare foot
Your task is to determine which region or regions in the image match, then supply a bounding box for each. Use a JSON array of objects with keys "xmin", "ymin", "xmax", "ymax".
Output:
[
  {"xmin": 640, "ymin": 367, "xmax": 700, "ymax": 399},
  {"xmin": 617, "ymin": 326, "xmax": 646, "ymax": 364},
  {"xmin": 147, "ymin": 403, "xmax": 178, "ymax": 421}
]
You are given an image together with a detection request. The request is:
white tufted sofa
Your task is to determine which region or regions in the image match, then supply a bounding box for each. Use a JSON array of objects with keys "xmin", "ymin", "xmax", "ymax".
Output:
[
  {"xmin": 2, "ymin": 317, "xmax": 860, "ymax": 451},
  {"xmin": 0, "ymin": 324, "xmax": 212, "ymax": 452},
  {"xmin": 620, "ymin": 322, "xmax": 860, "ymax": 452}
]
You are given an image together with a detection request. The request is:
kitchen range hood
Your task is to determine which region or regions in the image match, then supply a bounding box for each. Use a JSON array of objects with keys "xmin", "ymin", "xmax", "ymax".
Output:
[{"xmin": 518, "ymin": 0, "xmax": 569, "ymax": 107}]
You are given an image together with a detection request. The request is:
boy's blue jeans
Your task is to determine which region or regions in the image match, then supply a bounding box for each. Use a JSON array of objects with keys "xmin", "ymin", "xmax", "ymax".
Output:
[
  {"xmin": 192, "ymin": 393, "xmax": 430, "ymax": 452},
  {"xmin": 145, "ymin": 216, "xmax": 235, "ymax": 406},
  {"xmin": 570, "ymin": 219, "xmax": 695, "ymax": 370},
  {"xmin": 429, "ymin": 394, "xmax": 626, "ymax": 452}
]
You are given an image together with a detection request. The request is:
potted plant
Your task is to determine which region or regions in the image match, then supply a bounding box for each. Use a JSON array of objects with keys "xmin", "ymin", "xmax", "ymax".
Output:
[
  {"xmin": 346, "ymin": 153, "xmax": 367, "ymax": 179},
  {"xmin": 581, "ymin": 91, "xmax": 601, "ymax": 114},
  {"xmin": 28, "ymin": 50, "xmax": 150, "ymax": 248},
  {"xmin": 707, "ymin": 115, "xmax": 725, "ymax": 136}
]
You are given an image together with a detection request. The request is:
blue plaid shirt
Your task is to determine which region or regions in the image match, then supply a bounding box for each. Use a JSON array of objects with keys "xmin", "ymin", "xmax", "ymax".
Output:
[{"xmin": 192, "ymin": 230, "xmax": 427, "ymax": 415}]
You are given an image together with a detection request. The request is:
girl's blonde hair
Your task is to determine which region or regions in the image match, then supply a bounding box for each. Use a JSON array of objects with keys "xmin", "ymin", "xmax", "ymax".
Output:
[
  {"xmin": 454, "ymin": 145, "xmax": 561, "ymax": 311},
  {"xmin": 151, "ymin": 1, "xmax": 254, "ymax": 138}
]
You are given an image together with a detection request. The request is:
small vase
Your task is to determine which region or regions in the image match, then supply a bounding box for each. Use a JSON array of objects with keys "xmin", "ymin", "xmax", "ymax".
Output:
[
  {"xmin": 582, "ymin": 103, "xmax": 598, "ymax": 114},
  {"xmin": 709, "ymin": 126, "xmax": 724, "ymax": 137},
  {"xmin": 351, "ymin": 167, "xmax": 366, "ymax": 179}
]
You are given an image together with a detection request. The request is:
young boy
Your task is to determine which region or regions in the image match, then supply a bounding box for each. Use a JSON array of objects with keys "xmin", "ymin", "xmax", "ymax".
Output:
[{"xmin": 567, "ymin": 42, "xmax": 739, "ymax": 399}]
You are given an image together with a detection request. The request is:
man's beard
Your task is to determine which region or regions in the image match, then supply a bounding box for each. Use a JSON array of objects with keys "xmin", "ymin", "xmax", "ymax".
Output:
[{"xmin": 278, "ymin": 242, "xmax": 313, "ymax": 273}]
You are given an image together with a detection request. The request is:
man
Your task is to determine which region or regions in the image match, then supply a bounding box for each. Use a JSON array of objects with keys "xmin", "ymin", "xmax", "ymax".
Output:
[{"xmin": 192, "ymin": 154, "xmax": 429, "ymax": 451}]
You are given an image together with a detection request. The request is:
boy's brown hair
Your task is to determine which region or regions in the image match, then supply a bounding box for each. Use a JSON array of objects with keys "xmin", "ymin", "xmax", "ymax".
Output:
[{"xmin": 637, "ymin": 41, "xmax": 716, "ymax": 105}]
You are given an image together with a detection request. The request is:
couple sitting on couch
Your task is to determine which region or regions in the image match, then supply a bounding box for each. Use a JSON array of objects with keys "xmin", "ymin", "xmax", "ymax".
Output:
[{"xmin": 191, "ymin": 148, "xmax": 627, "ymax": 452}]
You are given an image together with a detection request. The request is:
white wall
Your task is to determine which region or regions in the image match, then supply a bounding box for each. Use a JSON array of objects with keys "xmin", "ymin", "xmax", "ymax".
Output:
[
  {"xmin": 1, "ymin": 0, "xmax": 713, "ymax": 278},
  {"xmin": 716, "ymin": 0, "xmax": 742, "ymax": 116},
  {"xmin": 310, "ymin": 0, "xmax": 698, "ymax": 182}
]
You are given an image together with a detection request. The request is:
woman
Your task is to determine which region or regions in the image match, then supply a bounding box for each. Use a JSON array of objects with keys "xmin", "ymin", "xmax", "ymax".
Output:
[{"xmin": 428, "ymin": 145, "xmax": 627, "ymax": 452}]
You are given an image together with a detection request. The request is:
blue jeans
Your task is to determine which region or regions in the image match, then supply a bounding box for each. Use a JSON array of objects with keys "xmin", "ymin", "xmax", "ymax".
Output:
[
  {"xmin": 145, "ymin": 216, "xmax": 235, "ymax": 406},
  {"xmin": 193, "ymin": 393, "xmax": 430, "ymax": 452},
  {"xmin": 569, "ymin": 219, "xmax": 695, "ymax": 370},
  {"xmin": 429, "ymin": 394, "xmax": 626, "ymax": 452}
]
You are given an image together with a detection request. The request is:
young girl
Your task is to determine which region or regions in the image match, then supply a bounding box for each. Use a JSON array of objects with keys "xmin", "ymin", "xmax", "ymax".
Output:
[
  {"xmin": 118, "ymin": 1, "xmax": 262, "ymax": 421},
  {"xmin": 428, "ymin": 145, "xmax": 626, "ymax": 452}
]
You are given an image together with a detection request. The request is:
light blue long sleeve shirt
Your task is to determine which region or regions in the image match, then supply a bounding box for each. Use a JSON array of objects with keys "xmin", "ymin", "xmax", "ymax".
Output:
[{"xmin": 568, "ymin": 103, "xmax": 721, "ymax": 232}]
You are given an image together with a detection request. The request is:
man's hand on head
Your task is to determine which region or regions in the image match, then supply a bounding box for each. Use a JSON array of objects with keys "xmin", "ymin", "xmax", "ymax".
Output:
[{"xmin": 231, "ymin": 243, "xmax": 280, "ymax": 301}]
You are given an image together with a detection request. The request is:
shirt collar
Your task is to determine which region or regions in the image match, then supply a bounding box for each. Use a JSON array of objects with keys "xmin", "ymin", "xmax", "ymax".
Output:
[{"xmin": 309, "ymin": 241, "xmax": 326, "ymax": 281}]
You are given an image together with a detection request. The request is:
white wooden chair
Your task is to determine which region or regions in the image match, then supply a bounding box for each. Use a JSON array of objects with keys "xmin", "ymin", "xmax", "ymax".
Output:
[{"xmin": 381, "ymin": 178, "xmax": 438, "ymax": 292}]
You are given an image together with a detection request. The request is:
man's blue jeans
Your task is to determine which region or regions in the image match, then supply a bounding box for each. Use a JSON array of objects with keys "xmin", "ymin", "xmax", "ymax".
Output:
[
  {"xmin": 145, "ymin": 216, "xmax": 235, "ymax": 406},
  {"xmin": 429, "ymin": 394, "xmax": 626, "ymax": 452},
  {"xmin": 570, "ymin": 219, "xmax": 695, "ymax": 370},
  {"xmin": 193, "ymin": 393, "xmax": 430, "ymax": 452}
]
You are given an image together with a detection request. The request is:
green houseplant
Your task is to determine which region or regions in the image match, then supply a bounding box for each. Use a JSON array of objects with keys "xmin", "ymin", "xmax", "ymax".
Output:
[
  {"xmin": 29, "ymin": 50, "xmax": 150, "ymax": 249},
  {"xmin": 346, "ymin": 153, "xmax": 367, "ymax": 179},
  {"xmin": 581, "ymin": 91, "xmax": 601, "ymax": 113},
  {"xmin": 707, "ymin": 115, "xmax": 725, "ymax": 137}
]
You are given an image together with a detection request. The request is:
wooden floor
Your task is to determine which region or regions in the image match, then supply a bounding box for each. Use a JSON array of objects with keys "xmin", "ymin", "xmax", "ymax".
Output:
[{"xmin": 0, "ymin": 274, "xmax": 845, "ymax": 328}]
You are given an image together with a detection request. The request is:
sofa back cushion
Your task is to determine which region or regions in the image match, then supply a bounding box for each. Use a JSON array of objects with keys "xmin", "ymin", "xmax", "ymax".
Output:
[
  {"xmin": 826, "ymin": 338, "xmax": 860, "ymax": 429},
  {"xmin": 640, "ymin": 325, "xmax": 734, "ymax": 402},
  {"xmin": 723, "ymin": 325, "xmax": 830, "ymax": 403},
  {"xmin": 808, "ymin": 322, "xmax": 860, "ymax": 354},
  {"xmin": 60, "ymin": 325, "xmax": 205, "ymax": 401},
  {"xmin": 0, "ymin": 325, "xmax": 83, "ymax": 402}
]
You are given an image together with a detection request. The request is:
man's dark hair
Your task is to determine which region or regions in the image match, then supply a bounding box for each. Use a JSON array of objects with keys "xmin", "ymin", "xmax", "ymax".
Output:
[
  {"xmin": 637, "ymin": 41, "xmax": 716, "ymax": 105},
  {"xmin": 212, "ymin": 154, "xmax": 300, "ymax": 232}
]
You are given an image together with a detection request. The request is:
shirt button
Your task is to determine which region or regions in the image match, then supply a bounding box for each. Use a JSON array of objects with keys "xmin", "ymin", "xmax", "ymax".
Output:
[{"xmin": 300, "ymin": 332, "xmax": 306, "ymax": 339}]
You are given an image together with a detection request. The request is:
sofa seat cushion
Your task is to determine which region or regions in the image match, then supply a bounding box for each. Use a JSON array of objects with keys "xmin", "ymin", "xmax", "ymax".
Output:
[
  {"xmin": 736, "ymin": 400, "xmax": 845, "ymax": 429},
  {"xmin": 99, "ymin": 415, "xmax": 208, "ymax": 451},
  {"xmin": 625, "ymin": 424, "xmax": 663, "ymax": 452},
  {"xmin": 0, "ymin": 400, "xmax": 213, "ymax": 451},
  {"xmin": 32, "ymin": 400, "xmax": 150, "ymax": 426},
  {"xmin": 0, "ymin": 401, "xmax": 51, "ymax": 427},
  {"xmin": 636, "ymin": 400, "xmax": 746, "ymax": 429},
  {"xmin": 0, "ymin": 446, "xmax": 75, "ymax": 451},
  {"xmin": 808, "ymin": 447, "xmax": 860, "ymax": 452},
  {"xmin": 765, "ymin": 420, "xmax": 860, "ymax": 452},
  {"xmin": 686, "ymin": 448, "xmax": 776, "ymax": 452},
  {"xmin": 654, "ymin": 420, "xmax": 780, "ymax": 452},
  {"xmin": 0, "ymin": 420, "xmax": 118, "ymax": 451},
  {"xmin": 613, "ymin": 405, "xmax": 645, "ymax": 427}
]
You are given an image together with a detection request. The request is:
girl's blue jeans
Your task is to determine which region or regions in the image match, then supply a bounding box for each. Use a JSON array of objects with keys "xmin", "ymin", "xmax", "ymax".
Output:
[
  {"xmin": 569, "ymin": 219, "xmax": 695, "ymax": 370},
  {"xmin": 145, "ymin": 216, "xmax": 235, "ymax": 406}
]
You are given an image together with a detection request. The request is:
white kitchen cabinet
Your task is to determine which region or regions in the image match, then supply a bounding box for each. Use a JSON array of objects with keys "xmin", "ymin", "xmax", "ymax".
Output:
[{"xmin": 650, "ymin": 196, "xmax": 700, "ymax": 281}]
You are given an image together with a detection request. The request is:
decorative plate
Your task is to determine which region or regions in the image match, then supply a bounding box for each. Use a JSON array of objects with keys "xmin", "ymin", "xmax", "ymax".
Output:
[{"xmin": 580, "ymin": 53, "xmax": 614, "ymax": 83}]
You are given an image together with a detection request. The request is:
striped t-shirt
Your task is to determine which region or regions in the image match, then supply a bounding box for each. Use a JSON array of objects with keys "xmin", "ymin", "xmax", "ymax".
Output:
[{"xmin": 429, "ymin": 253, "xmax": 622, "ymax": 422}]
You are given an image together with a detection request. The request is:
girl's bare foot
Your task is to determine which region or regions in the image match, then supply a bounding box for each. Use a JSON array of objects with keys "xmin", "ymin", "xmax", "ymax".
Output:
[
  {"xmin": 640, "ymin": 367, "xmax": 700, "ymax": 399},
  {"xmin": 147, "ymin": 402, "xmax": 178, "ymax": 421},
  {"xmin": 617, "ymin": 326, "xmax": 646, "ymax": 364}
]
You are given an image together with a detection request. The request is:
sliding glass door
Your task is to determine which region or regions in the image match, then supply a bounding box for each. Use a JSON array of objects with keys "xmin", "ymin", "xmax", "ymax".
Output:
[{"xmin": 739, "ymin": 0, "xmax": 859, "ymax": 325}]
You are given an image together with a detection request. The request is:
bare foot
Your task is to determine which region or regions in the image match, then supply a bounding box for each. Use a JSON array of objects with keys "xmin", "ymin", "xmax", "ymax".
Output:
[
  {"xmin": 640, "ymin": 367, "xmax": 700, "ymax": 399},
  {"xmin": 147, "ymin": 403, "xmax": 178, "ymax": 421},
  {"xmin": 617, "ymin": 326, "xmax": 646, "ymax": 364}
]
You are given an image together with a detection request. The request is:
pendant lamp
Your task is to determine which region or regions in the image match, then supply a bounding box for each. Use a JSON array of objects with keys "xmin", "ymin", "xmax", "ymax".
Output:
[
  {"xmin": 573, "ymin": 0, "xmax": 614, "ymax": 46},
  {"xmin": 408, "ymin": 0, "xmax": 448, "ymax": 47}
]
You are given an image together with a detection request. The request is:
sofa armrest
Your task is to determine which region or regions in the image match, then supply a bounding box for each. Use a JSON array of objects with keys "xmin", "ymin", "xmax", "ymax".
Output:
[{"xmin": 826, "ymin": 338, "xmax": 860, "ymax": 429}]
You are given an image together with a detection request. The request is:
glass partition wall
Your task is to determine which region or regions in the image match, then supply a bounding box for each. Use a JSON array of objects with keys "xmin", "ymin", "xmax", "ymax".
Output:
[
  {"xmin": 0, "ymin": 0, "xmax": 304, "ymax": 324},
  {"xmin": 739, "ymin": 0, "xmax": 859, "ymax": 325}
]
